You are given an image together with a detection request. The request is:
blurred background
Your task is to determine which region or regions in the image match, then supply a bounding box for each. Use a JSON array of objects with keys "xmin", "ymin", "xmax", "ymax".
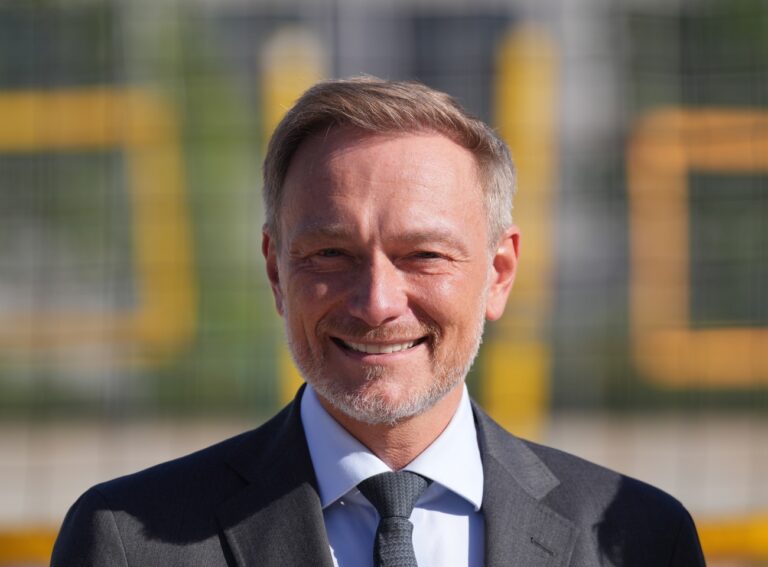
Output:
[{"xmin": 1, "ymin": 0, "xmax": 767, "ymax": 564}]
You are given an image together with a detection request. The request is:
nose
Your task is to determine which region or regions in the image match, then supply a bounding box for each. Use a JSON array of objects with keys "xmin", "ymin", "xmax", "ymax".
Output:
[{"xmin": 346, "ymin": 255, "xmax": 408, "ymax": 327}]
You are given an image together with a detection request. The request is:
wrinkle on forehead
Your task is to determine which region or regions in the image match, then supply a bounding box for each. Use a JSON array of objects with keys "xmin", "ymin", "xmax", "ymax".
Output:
[{"xmin": 279, "ymin": 128, "xmax": 488, "ymax": 250}]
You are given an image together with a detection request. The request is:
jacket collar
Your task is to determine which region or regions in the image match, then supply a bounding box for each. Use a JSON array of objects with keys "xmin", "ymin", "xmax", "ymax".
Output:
[
  {"xmin": 473, "ymin": 402, "xmax": 579, "ymax": 567},
  {"xmin": 217, "ymin": 386, "xmax": 335, "ymax": 567},
  {"xmin": 216, "ymin": 389, "xmax": 577, "ymax": 567}
]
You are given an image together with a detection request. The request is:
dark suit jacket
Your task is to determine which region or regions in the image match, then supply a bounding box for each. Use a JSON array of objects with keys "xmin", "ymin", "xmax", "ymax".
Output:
[{"xmin": 52, "ymin": 391, "xmax": 706, "ymax": 566}]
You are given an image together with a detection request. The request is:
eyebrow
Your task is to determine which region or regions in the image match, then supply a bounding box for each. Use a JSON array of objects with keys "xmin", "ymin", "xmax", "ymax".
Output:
[
  {"xmin": 396, "ymin": 229, "xmax": 470, "ymax": 255},
  {"xmin": 291, "ymin": 223, "xmax": 470, "ymax": 256},
  {"xmin": 291, "ymin": 223, "xmax": 355, "ymax": 242}
]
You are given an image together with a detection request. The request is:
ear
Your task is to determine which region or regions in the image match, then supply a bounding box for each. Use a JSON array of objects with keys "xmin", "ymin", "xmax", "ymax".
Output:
[
  {"xmin": 262, "ymin": 227, "xmax": 284, "ymax": 316},
  {"xmin": 485, "ymin": 225, "xmax": 520, "ymax": 321}
]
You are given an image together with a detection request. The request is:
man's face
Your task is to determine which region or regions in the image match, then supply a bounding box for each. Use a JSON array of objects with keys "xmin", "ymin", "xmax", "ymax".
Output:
[{"xmin": 264, "ymin": 128, "xmax": 518, "ymax": 425}]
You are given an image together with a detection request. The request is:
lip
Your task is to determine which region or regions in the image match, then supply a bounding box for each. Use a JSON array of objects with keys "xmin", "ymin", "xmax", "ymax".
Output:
[{"xmin": 331, "ymin": 336, "xmax": 428, "ymax": 358}]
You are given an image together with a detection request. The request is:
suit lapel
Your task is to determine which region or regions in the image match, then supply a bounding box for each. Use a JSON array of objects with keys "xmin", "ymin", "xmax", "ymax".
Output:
[
  {"xmin": 218, "ymin": 481, "xmax": 333, "ymax": 567},
  {"xmin": 217, "ymin": 390, "xmax": 334, "ymax": 567},
  {"xmin": 214, "ymin": 391, "xmax": 578, "ymax": 567},
  {"xmin": 474, "ymin": 404, "xmax": 579, "ymax": 567}
]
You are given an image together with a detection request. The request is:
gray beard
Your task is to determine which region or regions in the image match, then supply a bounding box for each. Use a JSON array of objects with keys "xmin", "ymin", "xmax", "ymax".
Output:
[{"xmin": 285, "ymin": 310, "xmax": 486, "ymax": 426}]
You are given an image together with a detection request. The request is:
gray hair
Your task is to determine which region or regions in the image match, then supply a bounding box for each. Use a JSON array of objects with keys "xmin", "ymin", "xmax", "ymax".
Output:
[{"xmin": 262, "ymin": 76, "xmax": 515, "ymax": 245}]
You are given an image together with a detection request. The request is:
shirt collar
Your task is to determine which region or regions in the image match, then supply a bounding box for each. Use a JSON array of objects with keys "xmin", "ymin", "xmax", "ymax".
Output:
[{"xmin": 300, "ymin": 384, "xmax": 484, "ymax": 512}]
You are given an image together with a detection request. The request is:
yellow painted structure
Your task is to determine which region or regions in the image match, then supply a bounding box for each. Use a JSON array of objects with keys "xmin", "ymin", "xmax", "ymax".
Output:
[
  {"xmin": 0, "ymin": 528, "xmax": 56, "ymax": 564},
  {"xmin": 486, "ymin": 25, "xmax": 558, "ymax": 439},
  {"xmin": 261, "ymin": 26, "xmax": 327, "ymax": 138},
  {"xmin": 259, "ymin": 27, "xmax": 327, "ymax": 404},
  {"xmin": 0, "ymin": 87, "xmax": 196, "ymax": 360},
  {"xmin": 628, "ymin": 109, "xmax": 768, "ymax": 386},
  {"xmin": 698, "ymin": 513, "xmax": 768, "ymax": 562}
]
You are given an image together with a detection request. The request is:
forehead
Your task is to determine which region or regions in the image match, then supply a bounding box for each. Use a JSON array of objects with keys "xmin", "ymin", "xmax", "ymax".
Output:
[{"xmin": 280, "ymin": 128, "xmax": 483, "ymax": 218}]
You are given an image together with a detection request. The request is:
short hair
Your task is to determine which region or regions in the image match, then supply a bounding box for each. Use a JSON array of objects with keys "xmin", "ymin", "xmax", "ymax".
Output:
[{"xmin": 262, "ymin": 76, "xmax": 515, "ymax": 245}]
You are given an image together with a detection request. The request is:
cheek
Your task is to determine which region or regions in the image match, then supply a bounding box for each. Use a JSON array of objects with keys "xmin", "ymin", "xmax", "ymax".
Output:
[
  {"xmin": 289, "ymin": 268, "xmax": 358, "ymax": 301},
  {"xmin": 411, "ymin": 277, "xmax": 482, "ymax": 328},
  {"xmin": 285, "ymin": 276, "xmax": 332, "ymax": 306},
  {"xmin": 429, "ymin": 270, "xmax": 488, "ymax": 304},
  {"xmin": 284, "ymin": 277, "xmax": 342, "ymax": 336},
  {"xmin": 308, "ymin": 281, "xmax": 332, "ymax": 302}
]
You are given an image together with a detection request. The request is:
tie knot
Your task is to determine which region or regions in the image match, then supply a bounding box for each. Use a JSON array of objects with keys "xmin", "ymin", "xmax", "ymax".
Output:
[{"xmin": 357, "ymin": 471, "xmax": 431, "ymax": 519}]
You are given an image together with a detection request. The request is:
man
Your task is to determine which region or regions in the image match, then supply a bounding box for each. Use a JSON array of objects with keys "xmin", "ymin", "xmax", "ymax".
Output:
[{"xmin": 52, "ymin": 77, "xmax": 706, "ymax": 566}]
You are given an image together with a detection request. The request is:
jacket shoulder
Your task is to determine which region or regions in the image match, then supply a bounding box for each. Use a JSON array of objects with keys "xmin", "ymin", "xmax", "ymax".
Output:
[
  {"xmin": 89, "ymin": 400, "xmax": 299, "ymax": 505},
  {"xmin": 52, "ymin": 401, "xmax": 304, "ymax": 565},
  {"xmin": 521, "ymin": 438, "xmax": 705, "ymax": 566},
  {"xmin": 523, "ymin": 438, "xmax": 684, "ymax": 518},
  {"xmin": 473, "ymin": 405, "xmax": 705, "ymax": 566}
]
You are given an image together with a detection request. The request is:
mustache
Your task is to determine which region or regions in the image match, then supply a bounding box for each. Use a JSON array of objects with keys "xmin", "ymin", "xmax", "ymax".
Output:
[{"xmin": 317, "ymin": 316, "xmax": 440, "ymax": 342}]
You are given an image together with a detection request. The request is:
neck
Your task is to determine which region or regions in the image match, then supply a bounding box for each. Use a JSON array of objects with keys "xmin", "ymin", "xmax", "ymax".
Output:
[{"xmin": 317, "ymin": 385, "xmax": 464, "ymax": 471}]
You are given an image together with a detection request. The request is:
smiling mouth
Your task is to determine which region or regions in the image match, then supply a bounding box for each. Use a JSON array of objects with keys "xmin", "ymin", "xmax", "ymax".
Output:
[{"xmin": 332, "ymin": 337, "xmax": 427, "ymax": 354}]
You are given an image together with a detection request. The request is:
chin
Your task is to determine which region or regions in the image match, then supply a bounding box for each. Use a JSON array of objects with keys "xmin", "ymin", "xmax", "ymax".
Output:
[
  {"xmin": 287, "ymin": 316, "xmax": 486, "ymax": 425},
  {"xmin": 314, "ymin": 383, "xmax": 441, "ymax": 425},
  {"xmin": 307, "ymin": 368, "xmax": 464, "ymax": 426}
]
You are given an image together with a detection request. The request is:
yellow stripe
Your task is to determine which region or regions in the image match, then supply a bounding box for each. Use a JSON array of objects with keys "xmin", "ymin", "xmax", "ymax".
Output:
[
  {"xmin": 628, "ymin": 109, "xmax": 768, "ymax": 386},
  {"xmin": 259, "ymin": 26, "xmax": 327, "ymax": 404},
  {"xmin": 0, "ymin": 528, "xmax": 56, "ymax": 563},
  {"xmin": 699, "ymin": 514, "xmax": 768, "ymax": 561},
  {"xmin": 485, "ymin": 25, "xmax": 558, "ymax": 439},
  {"xmin": 0, "ymin": 87, "xmax": 196, "ymax": 358}
]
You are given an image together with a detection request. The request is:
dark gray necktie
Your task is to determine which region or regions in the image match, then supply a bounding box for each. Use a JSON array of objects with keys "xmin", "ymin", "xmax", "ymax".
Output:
[{"xmin": 357, "ymin": 471, "xmax": 432, "ymax": 567}]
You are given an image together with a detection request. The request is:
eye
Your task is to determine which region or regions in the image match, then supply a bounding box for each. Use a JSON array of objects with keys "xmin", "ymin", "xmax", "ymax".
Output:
[
  {"xmin": 317, "ymin": 248, "xmax": 344, "ymax": 258},
  {"xmin": 411, "ymin": 251, "xmax": 442, "ymax": 260}
]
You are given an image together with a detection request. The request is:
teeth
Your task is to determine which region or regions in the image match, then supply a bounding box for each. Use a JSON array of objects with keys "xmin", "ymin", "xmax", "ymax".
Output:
[{"xmin": 343, "ymin": 340, "xmax": 416, "ymax": 354}]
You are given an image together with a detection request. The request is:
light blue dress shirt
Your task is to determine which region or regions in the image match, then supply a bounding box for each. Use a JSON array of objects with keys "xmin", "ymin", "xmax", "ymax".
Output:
[{"xmin": 300, "ymin": 384, "xmax": 485, "ymax": 567}]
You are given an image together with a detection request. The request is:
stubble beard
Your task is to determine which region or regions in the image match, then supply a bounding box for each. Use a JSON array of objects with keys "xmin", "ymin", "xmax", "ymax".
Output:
[{"xmin": 284, "ymin": 306, "xmax": 487, "ymax": 426}]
